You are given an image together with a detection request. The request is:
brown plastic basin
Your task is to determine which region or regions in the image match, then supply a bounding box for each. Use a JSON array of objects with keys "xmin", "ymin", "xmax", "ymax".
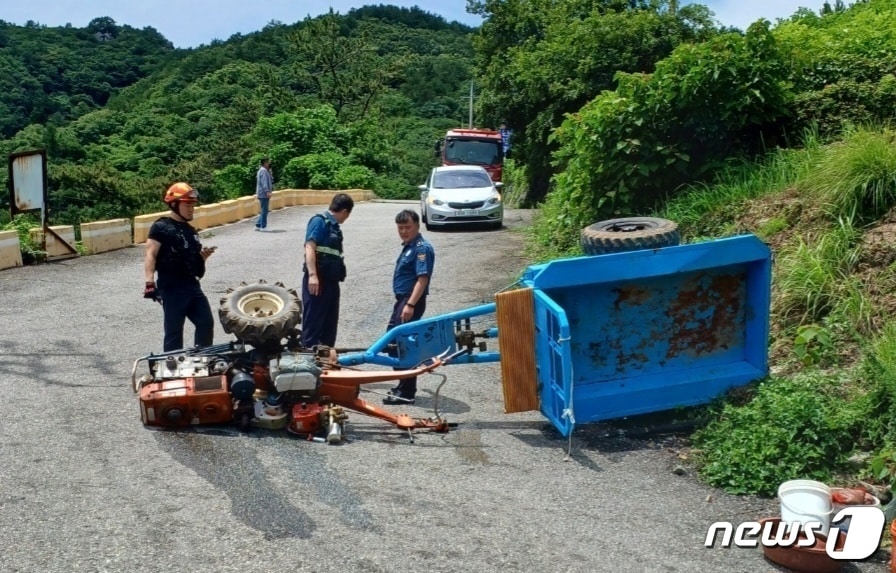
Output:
[{"xmin": 759, "ymin": 517, "xmax": 844, "ymax": 573}]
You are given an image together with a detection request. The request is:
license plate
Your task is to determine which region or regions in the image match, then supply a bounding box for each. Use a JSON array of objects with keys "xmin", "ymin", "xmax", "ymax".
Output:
[{"xmin": 457, "ymin": 209, "xmax": 478, "ymax": 216}]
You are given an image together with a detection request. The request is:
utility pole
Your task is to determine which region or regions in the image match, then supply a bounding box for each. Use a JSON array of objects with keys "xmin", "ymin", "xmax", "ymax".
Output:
[
  {"xmin": 461, "ymin": 80, "xmax": 478, "ymax": 128},
  {"xmin": 468, "ymin": 81, "xmax": 474, "ymax": 128}
]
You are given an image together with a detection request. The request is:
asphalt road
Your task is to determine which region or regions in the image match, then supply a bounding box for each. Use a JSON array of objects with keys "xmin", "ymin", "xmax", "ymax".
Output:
[{"xmin": 0, "ymin": 200, "xmax": 889, "ymax": 573}]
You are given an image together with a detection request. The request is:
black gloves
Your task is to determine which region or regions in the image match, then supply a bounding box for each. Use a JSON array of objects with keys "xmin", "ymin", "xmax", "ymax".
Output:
[{"xmin": 144, "ymin": 281, "xmax": 160, "ymax": 302}]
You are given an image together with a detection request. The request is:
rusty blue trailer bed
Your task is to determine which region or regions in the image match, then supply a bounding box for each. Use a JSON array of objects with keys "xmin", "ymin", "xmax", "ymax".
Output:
[
  {"xmin": 523, "ymin": 234, "xmax": 771, "ymax": 436},
  {"xmin": 338, "ymin": 234, "xmax": 772, "ymax": 438}
]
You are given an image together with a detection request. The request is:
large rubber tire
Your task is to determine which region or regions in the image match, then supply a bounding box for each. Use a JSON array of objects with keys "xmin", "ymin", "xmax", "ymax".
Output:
[
  {"xmin": 580, "ymin": 217, "xmax": 680, "ymax": 255},
  {"xmin": 218, "ymin": 280, "xmax": 301, "ymax": 346}
]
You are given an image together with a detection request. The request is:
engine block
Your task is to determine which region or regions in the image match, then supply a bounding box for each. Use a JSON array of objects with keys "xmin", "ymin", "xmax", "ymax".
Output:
[{"xmin": 152, "ymin": 354, "xmax": 229, "ymax": 381}]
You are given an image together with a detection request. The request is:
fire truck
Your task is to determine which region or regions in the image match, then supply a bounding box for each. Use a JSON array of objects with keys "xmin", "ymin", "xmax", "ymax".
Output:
[{"xmin": 435, "ymin": 128, "xmax": 504, "ymax": 182}]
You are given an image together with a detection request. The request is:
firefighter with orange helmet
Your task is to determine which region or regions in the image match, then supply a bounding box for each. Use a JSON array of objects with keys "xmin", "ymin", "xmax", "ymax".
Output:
[{"xmin": 143, "ymin": 182, "xmax": 216, "ymax": 351}]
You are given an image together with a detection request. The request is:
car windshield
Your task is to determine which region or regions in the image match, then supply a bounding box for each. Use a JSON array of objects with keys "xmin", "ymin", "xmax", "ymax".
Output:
[
  {"xmin": 443, "ymin": 139, "xmax": 501, "ymax": 166},
  {"xmin": 433, "ymin": 170, "xmax": 494, "ymax": 189}
]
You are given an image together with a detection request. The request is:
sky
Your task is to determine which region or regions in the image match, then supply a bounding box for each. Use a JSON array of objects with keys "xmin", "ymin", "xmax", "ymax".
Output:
[{"xmin": 1, "ymin": 0, "xmax": 827, "ymax": 49}]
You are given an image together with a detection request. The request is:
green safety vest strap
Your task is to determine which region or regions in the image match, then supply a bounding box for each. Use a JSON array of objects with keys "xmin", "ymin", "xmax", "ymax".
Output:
[{"xmin": 315, "ymin": 245, "xmax": 343, "ymax": 258}]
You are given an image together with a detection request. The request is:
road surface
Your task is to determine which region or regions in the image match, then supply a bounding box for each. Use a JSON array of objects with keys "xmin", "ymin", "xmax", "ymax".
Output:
[{"xmin": 0, "ymin": 200, "xmax": 887, "ymax": 572}]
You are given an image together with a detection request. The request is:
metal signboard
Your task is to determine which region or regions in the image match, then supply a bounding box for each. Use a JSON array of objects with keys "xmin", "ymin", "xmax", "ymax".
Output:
[
  {"xmin": 8, "ymin": 149, "xmax": 47, "ymax": 215},
  {"xmin": 7, "ymin": 149, "xmax": 77, "ymax": 258}
]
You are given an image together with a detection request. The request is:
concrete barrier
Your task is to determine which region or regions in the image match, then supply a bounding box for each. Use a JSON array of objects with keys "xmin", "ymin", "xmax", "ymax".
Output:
[
  {"xmin": 209, "ymin": 203, "xmax": 226, "ymax": 227},
  {"xmin": 271, "ymin": 190, "xmax": 286, "ymax": 210},
  {"xmin": 0, "ymin": 230, "xmax": 23, "ymax": 270},
  {"xmin": 279, "ymin": 189, "xmax": 296, "ymax": 206},
  {"xmin": 192, "ymin": 205, "xmax": 213, "ymax": 230},
  {"xmin": 3, "ymin": 189, "xmax": 377, "ymax": 267},
  {"xmin": 81, "ymin": 219, "xmax": 132, "ymax": 254},
  {"xmin": 198, "ymin": 204, "xmax": 223, "ymax": 228},
  {"xmin": 346, "ymin": 189, "xmax": 376, "ymax": 202},
  {"xmin": 134, "ymin": 211, "xmax": 168, "ymax": 244},
  {"xmin": 238, "ymin": 196, "xmax": 258, "ymax": 220},
  {"xmin": 219, "ymin": 200, "xmax": 240, "ymax": 224},
  {"xmin": 29, "ymin": 225, "xmax": 78, "ymax": 259},
  {"xmin": 294, "ymin": 190, "xmax": 328, "ymax": 205}
]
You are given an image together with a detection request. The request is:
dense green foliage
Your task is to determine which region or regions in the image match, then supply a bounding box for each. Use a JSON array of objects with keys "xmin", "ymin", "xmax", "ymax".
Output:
[
  {"xmin": 776, "ymin": 1, "xmax": 896, "ymax": 137},
  {"xmin": 526, "ymin": 0, "xmax": 896, "ymax": 254},
  {"xmin": 468, "ymin": 0, "xmax": 718, "ymax": 204},
  {"xmin": 0, "ymin": 6, "xmax": 476, "ymax": 225},
  {"xmin": 695, "ymin": 372, "xmax": 863, "ymax": 496},
  {"xmin": 0, "ymin": 17, "xmax": 174, "ymax": 138},
  {"xmin": 540, "ymin": 21, "xmax": 791, "ymax": 250}
]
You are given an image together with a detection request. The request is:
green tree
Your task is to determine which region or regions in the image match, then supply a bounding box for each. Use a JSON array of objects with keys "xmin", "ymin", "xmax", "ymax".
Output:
[
  {"xmin": 775, "ymin": 0, "xmax": 896, "ymax": 138},
  {"xmin": 289, "ymin": 10, "xmax": 402, "ymax": 120},
  {"xmin": 0, "ymin": 18, "xmax": 173, "ymax": 136},
  {"xmin": 542, "ymin": 21, "xmax": 792, "ymax": 251},
  {"xmin": 469, "ymin": 0, "xmax": 717, "ymax": 204},
  {"xmin": 0, "ymin": 8, "xmax": 480, "ymax": 218}
]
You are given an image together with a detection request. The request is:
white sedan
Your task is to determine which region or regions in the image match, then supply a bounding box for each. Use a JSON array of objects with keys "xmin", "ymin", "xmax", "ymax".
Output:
[{"xmin": 419, "ymin": 165, "xmax": 503, "ymax": 231}]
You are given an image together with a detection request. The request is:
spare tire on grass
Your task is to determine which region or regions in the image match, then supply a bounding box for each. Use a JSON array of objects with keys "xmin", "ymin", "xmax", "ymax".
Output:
[
  {"xmin": 219, "ymin": 280, "xmax": 301, "ymax": 346},
  {"xmin": 581, "ymin": 217, "xmax": 680, "ymax": 256}
]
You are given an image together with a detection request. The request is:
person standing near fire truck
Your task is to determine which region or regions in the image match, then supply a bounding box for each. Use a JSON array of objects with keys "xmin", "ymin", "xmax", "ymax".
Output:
[
  {"xmin": 499, "ymin": 122, "xmax": 512, "ymax": 158},
  {"xmin": 143, "ymin": 182, "xmax": 216, "ymax": 352}
]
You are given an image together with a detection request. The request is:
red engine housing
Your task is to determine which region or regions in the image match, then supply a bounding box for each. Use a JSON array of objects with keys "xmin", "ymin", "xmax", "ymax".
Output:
[
  {"xmin": 288, "ymin": 403, "xmax": 325, "ymax": 435},
  {"xmin": 140, "ymin": 375, "xmax": 233, "ymax": 427}
]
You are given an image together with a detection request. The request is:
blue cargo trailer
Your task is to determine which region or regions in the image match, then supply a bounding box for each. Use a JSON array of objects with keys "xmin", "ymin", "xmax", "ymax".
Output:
[{"xmin": 338, "ymin": 234, "xmax": 772, "ymax": 437}]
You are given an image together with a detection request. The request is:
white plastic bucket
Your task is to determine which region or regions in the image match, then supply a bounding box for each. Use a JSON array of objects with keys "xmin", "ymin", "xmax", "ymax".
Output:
[{"xmin": 778, "ymin": 479, "xmax": 833, "ymax": 536}]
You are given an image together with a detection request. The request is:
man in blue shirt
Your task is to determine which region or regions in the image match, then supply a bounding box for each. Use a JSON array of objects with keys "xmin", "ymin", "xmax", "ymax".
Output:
[
  {"xmin": 383, "ymin": 209, "xmax": 436, "ymax": 405},
  {"xmin": 255, "ymin": 158, "xmax": 274, "ymax": 231},
  {"xmin": 301, "ymin": 193, "xmax": 354, "ymax": 348}
]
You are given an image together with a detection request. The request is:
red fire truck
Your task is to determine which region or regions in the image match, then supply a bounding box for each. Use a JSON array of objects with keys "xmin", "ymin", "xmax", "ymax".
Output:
[{"xmin": 436, "ymin": 128, "xmax": 504, "ymax": 182}]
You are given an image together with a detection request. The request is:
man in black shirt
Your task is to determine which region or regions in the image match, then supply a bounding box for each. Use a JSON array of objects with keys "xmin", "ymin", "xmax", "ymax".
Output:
[{"xmin": 143, "ymin": 182, "xmax": 216, "ymax": 351}]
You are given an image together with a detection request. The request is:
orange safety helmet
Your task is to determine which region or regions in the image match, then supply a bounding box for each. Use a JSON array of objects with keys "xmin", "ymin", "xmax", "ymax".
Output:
[{"xmin": 164, "ymin": 182, "xmax": 199, "ymax": 205}]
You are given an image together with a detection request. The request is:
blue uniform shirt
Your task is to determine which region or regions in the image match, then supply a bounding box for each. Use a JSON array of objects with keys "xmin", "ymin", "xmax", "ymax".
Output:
[
  {"xmin": 304, "ymin": 211, "xmax": 346, "ymax": 280},
  {"xmin": 393, "ymin": 234, "xmax": 435, "ymax": 296},
  {"xmin": 305, "ymin": 211, "xmax": 338, "ymax": 244}
]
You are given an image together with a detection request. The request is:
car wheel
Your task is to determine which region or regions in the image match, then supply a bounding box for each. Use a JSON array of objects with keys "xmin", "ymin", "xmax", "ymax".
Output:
[
  {"xmin": 421, "ymin": 205, "xmax": 427, "ymax": 224},
  {"xmin": 580, "ymin": 217, "xmax": 680, "ymax": 255},
  {"xmin": 218, "ymin": 280, "xmax": 301, "ymax": 346},
  {"xmin": 425, "ymin": 221, "xmax": 434, "ymax": 231},
  {"xmin": 489, "ymin": 220, "xmax": 503, "ymax": 230}
]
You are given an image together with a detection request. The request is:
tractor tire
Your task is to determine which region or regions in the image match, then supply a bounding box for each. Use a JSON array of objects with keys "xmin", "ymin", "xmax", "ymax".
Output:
[
  {"xmin": 218, "ymin": 280, "xmax": 301, "ymax": 346},
  {"xmin": 580, "ymin": 217, "xmax": 680, "ymax": 256}
]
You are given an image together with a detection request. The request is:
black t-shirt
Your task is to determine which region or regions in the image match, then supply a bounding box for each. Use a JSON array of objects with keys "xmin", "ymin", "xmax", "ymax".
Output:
[{"xmin": 148, "ymin": 216, "xmax": 205, "ymax": 288}]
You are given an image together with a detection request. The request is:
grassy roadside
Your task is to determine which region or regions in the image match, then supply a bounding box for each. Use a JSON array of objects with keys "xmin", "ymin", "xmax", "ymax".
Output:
[{"xmin": 664, "ymin": 125, "xmax": 896, "ymax": 497}]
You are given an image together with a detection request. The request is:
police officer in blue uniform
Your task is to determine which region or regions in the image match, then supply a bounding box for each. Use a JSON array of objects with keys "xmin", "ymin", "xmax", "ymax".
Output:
[
  {"xmin": 301, "ymin": 193, "xmax": 354, "ymax": 348},
  {"xmin": 383, "ymin": 209, "xmax": 436, "ymax": 405}
]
